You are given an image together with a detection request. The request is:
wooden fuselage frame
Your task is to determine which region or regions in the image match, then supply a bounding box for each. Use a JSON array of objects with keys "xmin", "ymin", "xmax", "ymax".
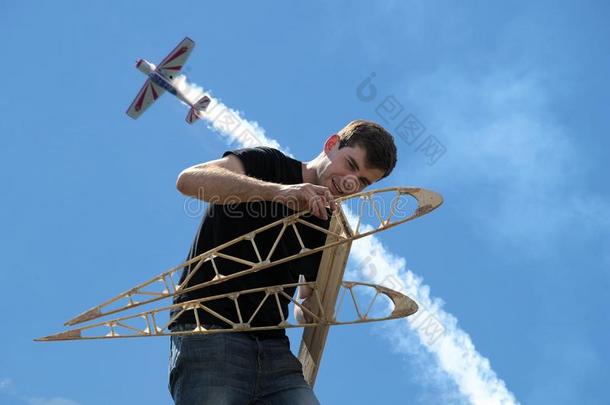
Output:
[{"xmin": 298, "ymin": 205, "xmax": 354, "ymax": 386}]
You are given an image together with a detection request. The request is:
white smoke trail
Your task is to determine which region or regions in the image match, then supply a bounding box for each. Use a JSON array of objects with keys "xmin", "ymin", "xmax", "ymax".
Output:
[
  {"xmin": 347, "ymin": 219, "xmax": 519, "ymax": 405},
  {"xmin": 176, "ymin": 78, "xmax": 518, "ymax": 404},
  {"xmin": 172, "ymin": 75, "xmax": 286, "ymax": 152}
]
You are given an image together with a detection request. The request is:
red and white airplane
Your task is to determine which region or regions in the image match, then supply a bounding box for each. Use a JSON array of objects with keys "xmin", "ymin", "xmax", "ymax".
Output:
[{"xmin": 126, "ymin": 37, "xmax": 210, "ymax": 124}]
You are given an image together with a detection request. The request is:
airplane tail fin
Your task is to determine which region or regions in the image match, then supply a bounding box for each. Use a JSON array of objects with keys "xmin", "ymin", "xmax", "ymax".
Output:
[{"xmin": 185, "ymin": 95, "xmax": 211, "ymax": 124}]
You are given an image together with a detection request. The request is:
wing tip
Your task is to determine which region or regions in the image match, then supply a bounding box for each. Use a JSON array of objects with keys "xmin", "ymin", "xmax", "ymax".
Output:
[
  {"xmin": 125, "ymin": 108, "xmax": 139, "ymax": 119},
  {"xmin": 35, "ymin": 329, "xmax": 83, "ymax": 342},
  {"xmin": 64, "ymin": 307, "xmax": 102, "ymax": 326}
]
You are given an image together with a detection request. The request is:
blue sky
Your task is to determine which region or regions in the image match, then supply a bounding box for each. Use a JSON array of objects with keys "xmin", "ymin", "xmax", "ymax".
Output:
[{"xmin": 2, "ymin": 1, "xmax": 609, "ymax": 404}]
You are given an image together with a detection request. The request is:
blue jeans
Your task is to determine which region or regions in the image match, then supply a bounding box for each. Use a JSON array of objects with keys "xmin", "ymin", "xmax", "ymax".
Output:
[{"xmin": 168, "ymin": 324, "xmax": 320, "ymax": 405}]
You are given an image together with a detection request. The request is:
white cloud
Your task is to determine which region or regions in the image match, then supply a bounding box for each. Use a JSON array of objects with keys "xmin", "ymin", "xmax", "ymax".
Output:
[
  {"xmin": 0, "ymin": 377, "xmax": 15, "ymax": 394},
  {"xmin": 0, "ymin": 377, "xmax": 80, "ymax": 405},
  {"xmin": 396, "ymin": 69, "xmax": 610, "ymax": 251},
  {"xmin": 25, "ymin": 397, "xmax": 81, "ymax": 405},
  {"xmin": 324, "ymin": 1, "xmax": 610, "ymax": 252}
]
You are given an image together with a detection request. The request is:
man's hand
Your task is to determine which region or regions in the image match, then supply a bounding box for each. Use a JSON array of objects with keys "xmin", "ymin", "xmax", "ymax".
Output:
[
  {"xmin": 295, "ymin": 296, "xmax": 315, "ymax": 324},
  {"xmin": 295, "ymin": 274, "xmax": 316, "ymax": 324},
  {"xmin": 276, "ymin": 183, "xmax": 336, "ymax": 220}
]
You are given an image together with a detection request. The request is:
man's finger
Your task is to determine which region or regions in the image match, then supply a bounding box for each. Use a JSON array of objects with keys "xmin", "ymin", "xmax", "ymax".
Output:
[
  {"xmin": 314, "ymin": 198, "xmax": 328, "ymax": 220},
  {"xmin": 324, "ymin": 190, "xmax": 336, "ymax": 211},
  {"xmin": 309, "ymin": 199, "xmax": 321, "ymax": 219},
  {"xmin": 313, "ymin": 185, "xmax": 331, "ymax": 194}
]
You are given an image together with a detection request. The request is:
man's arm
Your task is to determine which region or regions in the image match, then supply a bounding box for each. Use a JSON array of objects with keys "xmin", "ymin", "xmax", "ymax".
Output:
[
  {"xmin": 176, "ymin": 155, "xmax": 335, "ymax": 219},
  {"xmin": 176, "ymin": 155, "xmax": 279, "ymax": 201}
]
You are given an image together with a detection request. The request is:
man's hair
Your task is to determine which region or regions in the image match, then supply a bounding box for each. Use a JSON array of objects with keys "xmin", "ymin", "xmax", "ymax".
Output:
[{"xmin": 337, "ymin": 119, "xmax": 397, "ymax": 179}]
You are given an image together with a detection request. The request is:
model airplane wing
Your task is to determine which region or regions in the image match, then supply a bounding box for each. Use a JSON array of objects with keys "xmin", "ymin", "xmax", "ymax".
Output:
[
  {"xmin": 35, "ymin": 280, "xmax": 418, "ymax": 341},
  {"xmin": 126, "ymin": 79, "xmax": 166, "ymax": 119},
  {"xmin": 157, "ymin": 37, "xmax": 195, "ymax": 79},
  {"xmin": 55, "ymin": 187, "xmax": 441, "ymax": 328}
]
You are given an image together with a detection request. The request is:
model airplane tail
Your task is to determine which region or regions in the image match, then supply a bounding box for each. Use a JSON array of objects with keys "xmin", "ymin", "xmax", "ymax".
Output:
[
  {"xmin": 135, "ymin": 59, "xmax": 155, "ymax": 75},
  {"xmin": 186, "ymin": 95, "xmax": 211, "ymax": 124}
]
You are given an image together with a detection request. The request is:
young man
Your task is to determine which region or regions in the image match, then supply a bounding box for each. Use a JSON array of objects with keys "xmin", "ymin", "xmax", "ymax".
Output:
[{"xmin": 168, "ymin": 120, "xmax": 397, "ymax": 404}]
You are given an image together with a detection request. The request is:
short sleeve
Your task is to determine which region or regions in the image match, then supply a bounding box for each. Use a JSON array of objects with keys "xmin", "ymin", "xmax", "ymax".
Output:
[{"xmin": 222, "ymin": 147, "xmax": 284, "ymax": 183}]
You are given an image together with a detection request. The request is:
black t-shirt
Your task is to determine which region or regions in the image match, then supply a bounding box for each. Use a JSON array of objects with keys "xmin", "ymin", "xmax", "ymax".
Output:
[{"xmin": 171, "ymin": 147, "xmax": 331, "ymax": 338}]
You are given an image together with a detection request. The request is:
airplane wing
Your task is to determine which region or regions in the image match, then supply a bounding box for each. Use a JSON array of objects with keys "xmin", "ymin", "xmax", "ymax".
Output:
[
  {"xmin": 34, "ymin": 186, "xmax": 441, "ymax": 342},
  {"xmin": 126, "ymin": 79, "xmax": 166, "ymax": 119},
  {"xmin": 36, "ymin": 280, "xmax": 418, "ymax": 341},
  {"xmin": 59, "ymin": 187, "xmax": 442, "ymax": 327},
  {"xmin": 157, "ymin": 37, "xmax": 195, "ymax": 79}
]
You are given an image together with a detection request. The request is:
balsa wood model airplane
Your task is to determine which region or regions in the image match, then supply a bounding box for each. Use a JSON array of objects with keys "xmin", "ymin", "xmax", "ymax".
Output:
[
  {"xmin": 126, "ymin": 37, "xmax": 210, "ymax": 124},
  {"xmin": 37, "ymin": 187, "xmax": 442, "ymax": 386}
]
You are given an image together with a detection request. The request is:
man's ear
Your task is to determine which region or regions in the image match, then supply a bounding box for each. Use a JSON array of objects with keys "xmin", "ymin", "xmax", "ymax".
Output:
[{"xmin": 324, "ymin": 134, "xmax": 340, "ymax": 154}]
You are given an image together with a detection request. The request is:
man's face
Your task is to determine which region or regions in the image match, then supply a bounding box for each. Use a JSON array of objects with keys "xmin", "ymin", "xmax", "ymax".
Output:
[{"xmin": 317, "ymin": 135, "xmax": 385, "ymax": 197}]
